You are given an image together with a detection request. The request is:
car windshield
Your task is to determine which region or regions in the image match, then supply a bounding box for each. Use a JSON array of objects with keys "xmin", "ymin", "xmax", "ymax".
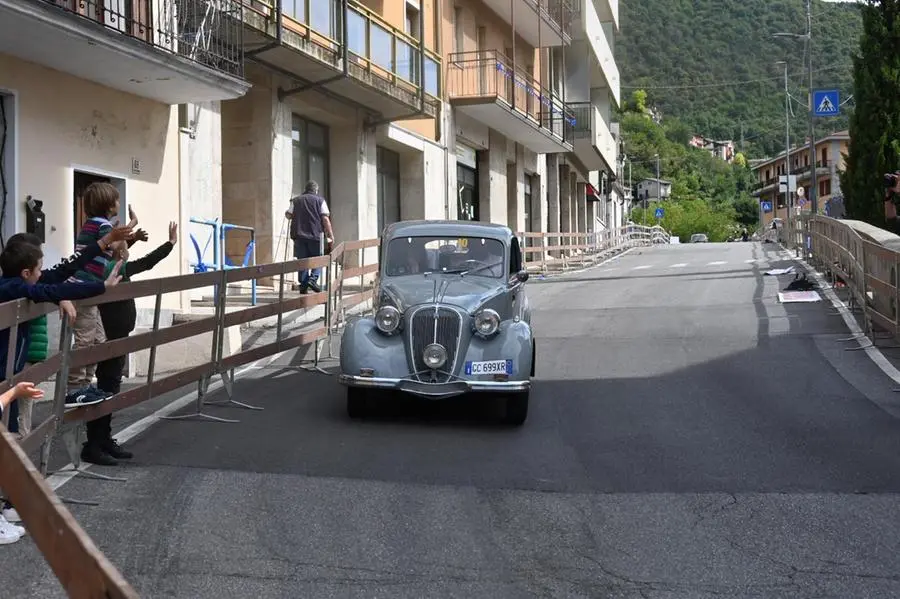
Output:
[{"xmin": 384, "ymin": 236, "xmax": 506, "ymax": 278}]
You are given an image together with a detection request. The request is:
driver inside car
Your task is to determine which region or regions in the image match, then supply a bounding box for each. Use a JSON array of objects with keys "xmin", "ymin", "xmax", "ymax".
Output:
[{"xmin": 389, "ymin": 238, "xmax": 428, "ymax": 275}]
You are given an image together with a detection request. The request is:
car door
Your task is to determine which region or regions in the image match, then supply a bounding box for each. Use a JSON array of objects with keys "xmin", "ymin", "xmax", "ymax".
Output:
[{"xmin": 508, "ymin": 237, "xmax": 529, "ymax": 323}]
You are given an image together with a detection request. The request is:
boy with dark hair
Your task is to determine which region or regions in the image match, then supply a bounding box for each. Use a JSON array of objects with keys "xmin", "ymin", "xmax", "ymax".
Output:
[
  {"xmin": 0, "ymin": 241, "xmax": 123, "ymax": 534},
  {"xmin": 3, "ymin": 225, "xmax": 132, "ymax": 436}
]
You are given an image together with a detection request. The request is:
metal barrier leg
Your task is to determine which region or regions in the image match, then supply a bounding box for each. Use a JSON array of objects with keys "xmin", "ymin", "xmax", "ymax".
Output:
[
  {"xmin": 204, "ymin": 368, "xmax": 264, "ymax": 411},
  {"xmin": 48, "ymin": 425, "xmax": 126, "ymax": 485},
  {"xmin": 162, "ymin": 376, "xmax": 240, "ymax": 423}
]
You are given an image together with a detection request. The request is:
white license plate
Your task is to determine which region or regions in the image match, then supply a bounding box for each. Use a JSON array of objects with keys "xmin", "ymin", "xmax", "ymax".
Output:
[{"xmin": 465, "ymin": 360, "xmax": 513, "ymax": 375}]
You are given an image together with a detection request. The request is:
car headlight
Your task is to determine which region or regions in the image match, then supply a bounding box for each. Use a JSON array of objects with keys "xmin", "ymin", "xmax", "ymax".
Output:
[
  {"xmin": 374, "ymin": 305, "xmax": 402, "ymax": 334},
  {"xmin": 423, "ymin": 343, "xmax": 448, "ymax": 369},
  {"xmin": 473, "ymin": 309, "xmax": 500, "ymax": 337}
]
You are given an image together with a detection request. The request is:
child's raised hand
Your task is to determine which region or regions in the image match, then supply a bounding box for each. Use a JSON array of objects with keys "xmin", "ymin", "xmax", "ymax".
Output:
[
  {"xmin": 14, "ymin": 382, "xmax": 44, "ymax": 401},
  {"xmin": 105, "ymin": 260, "xmax": 124, "ymax": 288},
  {"xmin": 168, "ymin": 222, "xmax": 178, "ymax": 245}
]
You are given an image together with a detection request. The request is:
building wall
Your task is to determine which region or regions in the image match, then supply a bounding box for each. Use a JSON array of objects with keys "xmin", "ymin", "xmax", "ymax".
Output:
[{"xmin": 0, "ymin": 52, "xmax": 183, "ymax": 309}]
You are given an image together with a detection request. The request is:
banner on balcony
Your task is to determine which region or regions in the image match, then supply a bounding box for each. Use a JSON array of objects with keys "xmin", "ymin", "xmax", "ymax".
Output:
[{"xmin": 586, "ymin": 184, "xmax": 602, "ymax": 202}]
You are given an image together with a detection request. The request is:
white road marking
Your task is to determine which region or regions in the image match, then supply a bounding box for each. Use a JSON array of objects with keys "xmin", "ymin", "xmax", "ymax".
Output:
[
  {"xmin": 745, "ymin": 259, "xmax": 758, "ymax": 263},
  {"xmin": 707, "ymin": 261, "xmax": 728, "ymax": 266},
  {"xmin": 670, "ymin": 263, "xmax": 688, "ymax": 268},
  {"xmin": 633, "ymin": 265, "xmax": 652, "ymax": 270}
]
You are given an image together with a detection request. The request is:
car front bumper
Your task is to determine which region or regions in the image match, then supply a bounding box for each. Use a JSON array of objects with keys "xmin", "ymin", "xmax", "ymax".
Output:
[{"xmin": 339, "ymin": 374, "xmax": 530, "ymax": 399}]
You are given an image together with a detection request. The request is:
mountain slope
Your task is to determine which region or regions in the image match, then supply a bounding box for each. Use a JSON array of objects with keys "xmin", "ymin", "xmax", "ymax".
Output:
[{"xmin": 617, "ymin": 0, "xmax": 862, "ymax": 158}]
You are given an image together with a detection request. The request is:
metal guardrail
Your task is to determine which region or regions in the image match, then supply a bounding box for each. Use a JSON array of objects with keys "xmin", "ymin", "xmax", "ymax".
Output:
[
  {"xmin": 0, "ymin": 226, "xmax": 664, "ymax": 595},
  {"xmin": 781, "ymin": 214, "xmax": 900, "ymax": 342}
]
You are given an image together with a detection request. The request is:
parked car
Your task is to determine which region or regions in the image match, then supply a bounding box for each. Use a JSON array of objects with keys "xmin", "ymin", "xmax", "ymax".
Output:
[
  {"xmin": 339, "ymin": 221, "xmax": 535, "ymax": 425},
  {"xmin": 690, "ymin": 233, "xmax": 709, "ymax": 243}
]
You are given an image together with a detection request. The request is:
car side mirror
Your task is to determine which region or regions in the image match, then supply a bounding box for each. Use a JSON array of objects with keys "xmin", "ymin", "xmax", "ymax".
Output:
[{"xmin": 515, "ymin": 270, "xmax": 529, "ymax": 283}]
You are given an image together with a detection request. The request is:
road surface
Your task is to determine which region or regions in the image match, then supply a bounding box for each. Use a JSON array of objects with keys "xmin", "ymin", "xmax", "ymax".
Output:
[{"xmin": 8, "ymin": 241, "xmax": 900, "ymax": 598}]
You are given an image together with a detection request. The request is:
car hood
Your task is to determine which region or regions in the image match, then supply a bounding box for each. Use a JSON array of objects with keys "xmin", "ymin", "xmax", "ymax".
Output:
[{"xmin": 381, "ymin": 275, "xmax": 505, "ymax": 313}]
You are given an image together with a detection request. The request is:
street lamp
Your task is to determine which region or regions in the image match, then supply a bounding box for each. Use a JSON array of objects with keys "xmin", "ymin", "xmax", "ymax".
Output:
[
  {"xmin": 773, "ymin": 0, "xmax": 816, "ymax": 216},
  {"xmin": 775, "ymin": 60, "xmax": 791, "ymax": 235}
]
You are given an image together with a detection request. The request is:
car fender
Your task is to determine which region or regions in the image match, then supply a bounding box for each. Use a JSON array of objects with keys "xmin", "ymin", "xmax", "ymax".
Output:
[
  {"xmin": 340, "ymin": 317, "xmax": 409, "ymax": 378},
  {"xmin": 458, "ymin": 319, "xmax": 533, "ymax": 381}
]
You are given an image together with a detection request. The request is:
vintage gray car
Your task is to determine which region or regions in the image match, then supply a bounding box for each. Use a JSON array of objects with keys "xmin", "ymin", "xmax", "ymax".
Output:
[{"xmin": 339, "ymin": 221, "xmax": 534, "ymax": 425}]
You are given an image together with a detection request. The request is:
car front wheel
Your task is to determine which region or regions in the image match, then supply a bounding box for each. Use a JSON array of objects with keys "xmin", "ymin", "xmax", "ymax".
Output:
[
  {"xmin": 347, "ymin": 387, "xmax": 368, "ymax": 419},
  {"xmin": 503, "ymin": 392, "xmax": 529, "ymax": 426}
]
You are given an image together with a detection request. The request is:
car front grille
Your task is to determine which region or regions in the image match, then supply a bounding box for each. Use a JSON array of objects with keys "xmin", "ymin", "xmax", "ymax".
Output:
[{"xmin": 409, "ymin": 307, "xmax": 461, "ymax": 382}]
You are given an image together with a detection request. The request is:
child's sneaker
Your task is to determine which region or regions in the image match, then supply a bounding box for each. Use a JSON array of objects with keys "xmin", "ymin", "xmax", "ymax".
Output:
[
  {"xmin": 0, "ymin": 516, "xmax": 22, "ymax": 544},
  {"xmin": 2, "ymin": 503, "xmax": 20, "ymax": 522},
  {"xmin": 64, "ymin": 387, "xmax": 105, "ymax": 408}
]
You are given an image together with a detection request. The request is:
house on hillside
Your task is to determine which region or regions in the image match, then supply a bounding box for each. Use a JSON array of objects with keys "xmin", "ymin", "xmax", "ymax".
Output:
[
  {"xmin": 690, "ymin": 135, "xmax": 736, "ymax": 163},
  {"xmin": 636, "ymin": 178, "xmax": 672, "ymax": 205}
]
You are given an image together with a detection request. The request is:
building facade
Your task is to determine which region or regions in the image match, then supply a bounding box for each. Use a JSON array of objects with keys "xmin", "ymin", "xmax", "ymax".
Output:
[
  {"xmin": 0, "ymin": 0, "xmax": 623, "ymax": 311},
  {"xmin": 751, "ymin": 130, "xmax": 849, "ymax": 227},
  {"xmin": 0, "ymin": 0, "xmax": 249, "ymax": 311}
]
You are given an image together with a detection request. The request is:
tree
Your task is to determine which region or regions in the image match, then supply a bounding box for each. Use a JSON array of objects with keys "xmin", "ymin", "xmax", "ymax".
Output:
[
  {"xmin": 630, "ymin": 89, "xmax": 648, "ymax": 114},
  {"xmin": 841, "ymin": 0, "xmax": 900, "ymax": 226},
  {"xmin": 631, "ymin": 200, "xmax": 736, "ymax": 242},
  {"xmin": 733, "ymin": 153, "xmax": 748, "ymax": 168},
  {"xmin": 733, "ymin": 196, "xmax": 759, "ymax": 228}
]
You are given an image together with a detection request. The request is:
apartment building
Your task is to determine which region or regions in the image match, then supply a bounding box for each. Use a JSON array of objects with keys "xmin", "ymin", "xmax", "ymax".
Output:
[
  {"xmin": 0, "ymin": 0, "xmax": 622, "ymax": 305},
  {"xmin": 751, "ymin": 130, "xmax": 849, "ymax": 227},
  {"xmin": 195, "ymin": 0, "xmax": 621, "ymax": 267},
  {"xmin": 0, "ymin": 0, "xmax": 249, "ymax": 311}
]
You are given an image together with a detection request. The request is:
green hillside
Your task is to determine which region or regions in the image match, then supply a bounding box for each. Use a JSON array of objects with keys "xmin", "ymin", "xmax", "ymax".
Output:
[{"xmin": 617, "ymin": 0, "xmax": 862, "ymax": 158}]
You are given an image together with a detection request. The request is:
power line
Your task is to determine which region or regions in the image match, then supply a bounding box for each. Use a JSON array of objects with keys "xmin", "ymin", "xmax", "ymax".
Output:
[{"xmin": 621, "ymin": 64, "xmax": 846, "ymax": 91}]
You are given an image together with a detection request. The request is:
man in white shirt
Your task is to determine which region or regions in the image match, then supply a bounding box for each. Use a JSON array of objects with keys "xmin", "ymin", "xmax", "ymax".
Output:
[{"xmin": 285, "ymin": 180, "xmax": 334, "ymax": 293}]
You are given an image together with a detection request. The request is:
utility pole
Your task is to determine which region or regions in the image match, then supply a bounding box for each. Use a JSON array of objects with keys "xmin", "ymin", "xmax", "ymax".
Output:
[
  {"xmin": 778, "ymin": 60, "xmax": 792, "ymax": 236},
  {"xmin": 806, "ymin": 0, "xmax": 817, "ymax": 215},
  {"xmin": 740, "ymin": 120, "xmax": 745, "ymax": 154}
]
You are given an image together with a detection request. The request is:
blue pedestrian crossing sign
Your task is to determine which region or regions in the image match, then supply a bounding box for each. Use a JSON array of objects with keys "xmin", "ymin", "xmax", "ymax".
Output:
[
  {"xmin": 813, "ymin": 89, "xmax": 840, "ymax": 117},
  {"xmin": 654, "ymin": 207, "xmax": 664, "ymax": 219},
  {"xmin": 761, "ymin": 201, "xmax": 773, "ymax": 213}
]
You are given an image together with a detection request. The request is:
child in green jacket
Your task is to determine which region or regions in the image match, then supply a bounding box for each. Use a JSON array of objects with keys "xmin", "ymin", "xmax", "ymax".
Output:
[{"xmin": 19, "ymin": 314, "xmax": 49, "ymax": 434}]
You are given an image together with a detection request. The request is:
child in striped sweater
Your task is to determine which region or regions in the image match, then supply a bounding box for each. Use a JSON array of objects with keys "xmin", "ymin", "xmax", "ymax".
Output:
[{"xmin": 66, "ymin": 182, "xmax": 135, "ymax": 399}]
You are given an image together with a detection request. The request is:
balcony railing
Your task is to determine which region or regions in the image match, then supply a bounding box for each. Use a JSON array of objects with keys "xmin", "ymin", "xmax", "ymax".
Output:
[
  {"xmin": 448, "ymin": 50, "xmax": 575, "ymax": 143},
  {"xmin": 39, "ymin": 0, "xmax": 244, "ymax": 78},
  {"xmin": 569, "ymin": 102, "xmax": 596, "ymax": 139},
  {"xmin": 545, "ymin": 0, "xmax": 576, "ymax": 34},
  {"xmin": 252, "ymin": 0, "xmax": 440, "ymax": 100},
  {"xmin": 346, "ymin": 0, "xmax": 441, "ymax": 98}
]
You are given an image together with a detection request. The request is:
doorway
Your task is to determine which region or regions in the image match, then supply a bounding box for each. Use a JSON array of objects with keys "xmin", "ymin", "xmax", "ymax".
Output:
[
  {"xmin": 74, "ymin": 172, "xmax": 111, "ymax": 240},
  {"xmin": 376, "ymin": 146, "xmax": 400, "ymax": 234}
]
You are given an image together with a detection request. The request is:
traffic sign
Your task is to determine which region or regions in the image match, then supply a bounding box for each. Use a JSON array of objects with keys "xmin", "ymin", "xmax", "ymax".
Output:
[
  {"xmin": 761, "ymin": 201, "xmax": 772, "ymax": 213},
  {"xmin": 655, "ymin": 207, "xmax": 664, "ymax": 219},
  {"xmin": 813, "ymin": 89, "xmax": 840, "ymax": 117},
  {"xmin": 778, "ymin": 174, "xmax": 797, "ymax": 193}
]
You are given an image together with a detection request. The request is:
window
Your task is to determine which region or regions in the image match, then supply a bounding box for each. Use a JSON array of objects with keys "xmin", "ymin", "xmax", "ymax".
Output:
[
  {"xmin": 385, "ymin": 236, "xmax": 505, "ymax": 278},
  {"xmin": 376, "ymin": 147, "xmax": 401, "ymax": 234},
  {"xmin": 292, "ymin": 115, "xmax": 329, "ymax": 199}
]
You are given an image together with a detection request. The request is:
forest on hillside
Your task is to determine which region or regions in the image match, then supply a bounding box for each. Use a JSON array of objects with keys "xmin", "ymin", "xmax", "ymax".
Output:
[{"xmin": 617, "ymin": 0, "xmax": 862, "ymax": 159}]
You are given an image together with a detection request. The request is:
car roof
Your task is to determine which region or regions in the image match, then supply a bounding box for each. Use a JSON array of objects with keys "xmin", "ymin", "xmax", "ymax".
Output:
[{"xmin": 383, "ymin": 220, "xmax": 513, "ymax": 242}]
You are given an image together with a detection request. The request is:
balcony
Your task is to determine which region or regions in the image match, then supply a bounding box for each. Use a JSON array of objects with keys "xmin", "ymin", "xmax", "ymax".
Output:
[
  {"xmin": 569, "ymin": 102, "xmax": 615, "ymax": 171},
  {"xmin": 0, "ymin": 0, "xmax": 249, "ymax": 104},
  {"xmin": 478, "ymin": 0, "xmax": 575, "ymax": 48},
  {"xmin": 242, "ymin": 0, "xmax": 441, "ymax": 121},
  {"xmin": 576, "ymin": 0, "xmax": 620, "ymax": 106},
  {"xmin": 448, "ymin": 50, "xmax": 574, "ymax": 154},
  {"xmin": 591, "ymin": 0, "xmax": 619, "ymax": 31}
]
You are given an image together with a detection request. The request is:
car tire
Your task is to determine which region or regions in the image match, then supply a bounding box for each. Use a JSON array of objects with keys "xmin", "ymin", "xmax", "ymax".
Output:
[
  {"xmin": 503, "ymin": 392, "xmax": 529, "ymax": 426},
  {"xmin": 347, "ymin": 388, "xmax": 368, "ymax": 419}
]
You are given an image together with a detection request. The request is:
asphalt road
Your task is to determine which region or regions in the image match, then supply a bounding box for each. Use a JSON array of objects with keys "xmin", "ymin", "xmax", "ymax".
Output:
[{"xmin": 8, "ymin": 241, "xmax": 900, "ymax": 598}]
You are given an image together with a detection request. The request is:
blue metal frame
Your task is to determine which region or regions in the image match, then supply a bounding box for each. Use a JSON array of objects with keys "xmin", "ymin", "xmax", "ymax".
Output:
[{"xmin": 189, "ymin": 217, "xmax": 258, "ymax": 305}]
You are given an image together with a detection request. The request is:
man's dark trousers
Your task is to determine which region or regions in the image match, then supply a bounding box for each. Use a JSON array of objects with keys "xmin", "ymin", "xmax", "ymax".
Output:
[{"xmin": 293, "ymin": 238, "xmax": 322, "ymax": 289}]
